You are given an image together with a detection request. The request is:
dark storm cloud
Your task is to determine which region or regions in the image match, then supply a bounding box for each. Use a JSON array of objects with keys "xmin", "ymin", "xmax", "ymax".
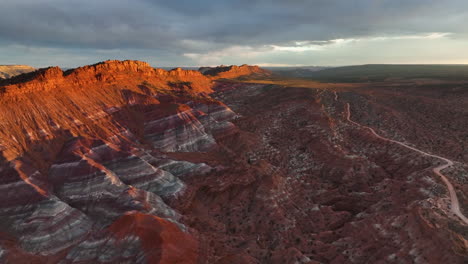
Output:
[{"xmin": 1, "ymin": 0, "xmax": 467, "ymax": 66}]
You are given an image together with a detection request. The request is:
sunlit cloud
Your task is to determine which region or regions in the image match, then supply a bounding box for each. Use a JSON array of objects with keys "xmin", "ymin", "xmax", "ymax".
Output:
[
  {"xmin": 269, "ymin": 32, "xmax": 452, "ymax": 53},
  {"xmin": 180, "ymin": 32, "xmax": 464, "ymax": 66},
  {"xmin": 270, "ymin": 45, "xmax": 324, "ymax": 52},
  {"xmin": 183, "ymin": 45, "xmax": 273, "ymax": 65},
  {"xmin": 368, "ymin": 32, "xmax": 451, "ymax": 41}
]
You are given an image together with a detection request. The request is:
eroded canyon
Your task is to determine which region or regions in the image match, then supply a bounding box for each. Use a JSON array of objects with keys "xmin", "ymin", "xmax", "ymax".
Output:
[{"xmin": 0, "ymin": 60, "xmax": 466, "ymax": 263}]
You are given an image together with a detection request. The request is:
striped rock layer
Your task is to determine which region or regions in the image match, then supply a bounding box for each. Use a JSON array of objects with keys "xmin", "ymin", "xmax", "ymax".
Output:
[{"xmin": 0, "ymin": 60, "xmax": 243, "ymax": 263}]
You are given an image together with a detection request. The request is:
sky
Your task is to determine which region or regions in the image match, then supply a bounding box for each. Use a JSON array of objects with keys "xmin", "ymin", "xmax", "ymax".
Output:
[{"xmin": 1, "ymin": 0, "xmax": 468, "ymax": 68}]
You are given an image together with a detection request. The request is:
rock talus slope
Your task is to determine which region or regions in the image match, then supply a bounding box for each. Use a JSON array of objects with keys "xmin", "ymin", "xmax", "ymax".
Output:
[{"xmin": 0, "ymin": 60, "xmax": 466, "ymax": 263}]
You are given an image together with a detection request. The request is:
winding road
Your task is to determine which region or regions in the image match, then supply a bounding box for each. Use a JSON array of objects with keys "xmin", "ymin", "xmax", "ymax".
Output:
[{"xmin": 335, "ymin": 91, "xmax": 468, "ymax": 225}]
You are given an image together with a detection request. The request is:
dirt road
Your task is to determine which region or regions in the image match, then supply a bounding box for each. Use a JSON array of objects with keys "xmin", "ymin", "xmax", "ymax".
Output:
[{"xmin": 336, "ymin": 91, "xmax": 467, "ymax": 225}]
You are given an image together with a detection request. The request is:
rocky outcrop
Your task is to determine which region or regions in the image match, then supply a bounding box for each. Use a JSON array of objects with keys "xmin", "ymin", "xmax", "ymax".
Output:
[
  {"xmin": 0, "ymin": 65, "xmax": 35, "ymax": 79},
  {"xmin": 0, "ymin": 60, "xmax": 213, "ymax": 96},
  {"xmin": 144, "ymin": 107, "xmax": 217, "ymax": 152}
]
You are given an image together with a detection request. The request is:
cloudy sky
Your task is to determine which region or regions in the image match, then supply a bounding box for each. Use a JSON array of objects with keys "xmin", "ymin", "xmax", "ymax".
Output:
[{"xmin": 1, "ymin": 0, "xmax": 468, "ymax": 68}]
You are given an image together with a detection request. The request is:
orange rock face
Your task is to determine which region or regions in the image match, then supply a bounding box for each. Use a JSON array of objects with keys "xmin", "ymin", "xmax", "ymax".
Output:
[
  {"xmin": 0, "ymin": 60, "xmax": 213, "ymax": 95},
  {"xmin": 0, "ymin": 60, "xmax": 252, "ymax": 160}
]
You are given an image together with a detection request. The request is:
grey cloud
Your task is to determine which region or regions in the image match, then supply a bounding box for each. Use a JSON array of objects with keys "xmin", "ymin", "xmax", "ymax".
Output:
[{"xmin": 1, "ymin": 0, "xmax": 467, "ymax": 66}]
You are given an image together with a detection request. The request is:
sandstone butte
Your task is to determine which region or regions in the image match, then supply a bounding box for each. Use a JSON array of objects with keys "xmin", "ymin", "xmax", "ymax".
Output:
[
  {"xmin": 0, "ymin": 60, "xmax": 269, "ymax": 161},
  {"xmin": 0, "ymin": 60, "xmax": 466, "ymax": 263}
]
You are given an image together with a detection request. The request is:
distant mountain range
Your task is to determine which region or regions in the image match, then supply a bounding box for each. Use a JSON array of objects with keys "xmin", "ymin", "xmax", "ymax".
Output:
[
  {"xmin": 266, "ymin": 66, "xmax": 332, "ymax": 78},
  {"xmin": 0, "ymin": 65, "xmax": 36, "ymax": 79},
  {"xmin": 272, "ymin": 64, "xmax": 468, "ymax": 82}
]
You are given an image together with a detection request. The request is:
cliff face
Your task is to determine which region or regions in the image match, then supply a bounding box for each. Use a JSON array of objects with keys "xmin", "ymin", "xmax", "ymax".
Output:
[
  {"xmin": 0, "ymin": 60, "xmax": 242, "ymax": 160},
  {"xmin": 0, "ymin": 60, "xmax": 466, "ymax": 263},
  {"xmin": 0, "ymin": 65, "xmax": 36, "ymax": 79},
  {"xmin": 0, "ymin": 60, "xmax": 212, "ymax": 95}
]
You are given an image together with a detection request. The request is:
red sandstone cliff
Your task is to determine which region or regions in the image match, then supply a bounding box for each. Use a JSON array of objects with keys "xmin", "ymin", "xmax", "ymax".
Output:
[
  {"xmin": 0, "ymin": 60, "xmax": 266, "ymax": 160},
  {"xmin": 0, "ymin": 60, "xmax": 212, "ymax": 95}
]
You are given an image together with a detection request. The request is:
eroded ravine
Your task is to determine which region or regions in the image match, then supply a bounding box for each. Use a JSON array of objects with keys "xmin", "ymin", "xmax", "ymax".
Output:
[{"xmin": 336, "ymin": 91, "xmax": 468, "ymax": 225}]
